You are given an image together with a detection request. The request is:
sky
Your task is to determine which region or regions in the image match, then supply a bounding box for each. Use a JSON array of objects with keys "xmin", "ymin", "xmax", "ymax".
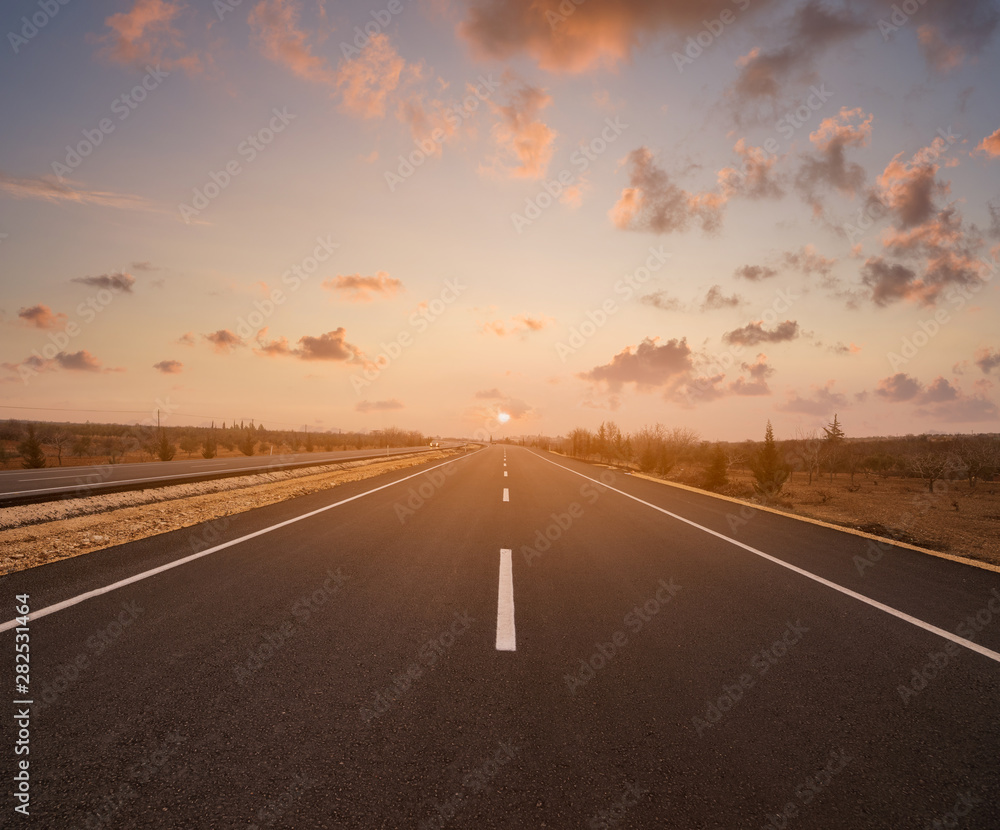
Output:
[{"xmin": 1, "ymin": 0, "xmax": 999, "ymax": 442}]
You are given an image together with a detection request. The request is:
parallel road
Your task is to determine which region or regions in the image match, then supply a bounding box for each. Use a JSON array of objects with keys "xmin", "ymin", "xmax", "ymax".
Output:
[
  {"xmin": 0, "ymin": 445, "xmax": 457, "ymax": 506},
  {"xmin": 1, "ymin": 445, "xmax": 998, "ymax": 828}
]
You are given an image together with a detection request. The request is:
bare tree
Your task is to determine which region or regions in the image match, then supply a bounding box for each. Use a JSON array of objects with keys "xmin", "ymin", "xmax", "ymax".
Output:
[
  {"xmin": 907, "ymin": 451, "xmax": 964, "ymax": 493},
  {"xmin": 102, "ymin": 435, "xmax": 132, "ymax": 464},
  {"xmin": 72, "ymin": 435, "xmax": 93, "ymax": 458},
  {"xmin": 955, "ymin": 436, "xmax": 998, "ymax": 489},
  {"xmin": 785, "ymin": 429, "xmax": 821, "ymax": 484},
  {"xmin": 48, "ymin": 431, "xmax": 72, "ymax": 466}
]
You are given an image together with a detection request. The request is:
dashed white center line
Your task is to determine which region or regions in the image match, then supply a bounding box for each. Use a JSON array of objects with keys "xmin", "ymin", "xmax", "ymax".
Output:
[
  {"xmin": 504, "ymin": 471, "xmax": 508, "ymax": 477},
  {"xmin": 496, "ymin": 549, "xmax": 516, "ymax": 651},
  {"xmin": 502, "ymin": 488, "xmax": 509, "ymax": 502}
]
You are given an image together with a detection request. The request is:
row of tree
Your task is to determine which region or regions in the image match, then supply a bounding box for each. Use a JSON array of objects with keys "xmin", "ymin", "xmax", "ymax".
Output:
[
  {"xmin": 1, "ymin": 420, "xmax": 428, "ymax": 469},
  {"xmin": 559, "ymin": 417, "xmax": 1000, "ymax": 496}
]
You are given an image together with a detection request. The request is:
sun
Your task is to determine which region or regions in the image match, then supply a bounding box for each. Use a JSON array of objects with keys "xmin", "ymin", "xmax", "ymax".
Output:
[{"xmin": 497, "ymin": 411, "xmax": 511, "ymax": 424}]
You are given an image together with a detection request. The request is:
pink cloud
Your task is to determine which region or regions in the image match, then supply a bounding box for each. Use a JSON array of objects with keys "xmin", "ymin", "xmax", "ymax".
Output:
[
  {"xmin": 255, "ymin": 327, "xmax": 364, "ymax": 362},
  {"xmin": 336, "ymin": 33, "xmax": 407, "ymax": 119},
  {"xmin": 0, "ymin": 172, "xmax": 160, "ymax": 213},
  {"xmin": 203, "ymin": 329, "xmax": 245, "ymax": 354},
  {"xmin": 795, "ymin": 107, "xmax": 873, "ymax": 215},
  {"xmin": 976, "ymin": 128, "xmax": 1000, "ymax": 159},
  {"xmin": 323, "ymin": 272, "xmax": 403, "ymax": 302},
  {"xmin": 975, "ymin": 347, "xmax": 1000, "ymax": 374},
  {"xmin": 459, "ymin": 0, "xmax": 780, "ymax": 74},
  {"xmin": 610, "ymin": 147, "xmax": 725, "ymax": 235},
  {"xmin": 722, "ymin": 320, "xmax": 799, "ymax": 347},
  {"xmin": 17, "ymin": 304, "xmax": 68, "ymax": 330},
  {"xmin": 775, "ymin": 381, "xmax": 847, "ymax": 415},
  {"xmin": 483, "ymin": 81, "xmax": 557, "ymax": 179},
  {"xmin": 580, "ymin": 337, "xmax": 693, "ymax": 392},
  {"xmin": 718, "ymin": 139, "xmax": 784, "ymax": 200},
  {"xmin": 917, "ymin": 25, "xmax": 966, "ymax": 73},
  {"xmin": 479, "ymin": 314, "xmax": 553, "ymax": 337},
  {"xmin": 99, "ymin": 0, "xmax": 203, "ymax": 75},
  {"xmin": 728, "ymin": 3, "xmax": 864, "ymax": 104},
  {"xmin": 249, "ymin": 0, "xmax": 336, "ymax": 84},
  {"xmin": 153, "ymin": 359, "xmax": 183, "ymax": 374}
]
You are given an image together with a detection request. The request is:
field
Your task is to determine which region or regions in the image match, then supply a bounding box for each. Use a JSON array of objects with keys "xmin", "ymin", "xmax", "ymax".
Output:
[{"xmin": 662, "ymin": 465, "xmax": 1000, "ymax": 568}]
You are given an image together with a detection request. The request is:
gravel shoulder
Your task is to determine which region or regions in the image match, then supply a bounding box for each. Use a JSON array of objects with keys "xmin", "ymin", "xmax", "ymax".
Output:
[{"xmin": 0, "ymin": 449, "xmax": 465, "ymax": 576}]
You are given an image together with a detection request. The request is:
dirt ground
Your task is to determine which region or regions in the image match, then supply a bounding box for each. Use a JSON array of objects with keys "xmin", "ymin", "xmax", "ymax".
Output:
[
  {"xmin": 664, "ymin": 466, "xmax": 1000, "ymax": 568},
  {"xmin": 0, "ymin": 448, "xmax": 465, "ymax": 576}
]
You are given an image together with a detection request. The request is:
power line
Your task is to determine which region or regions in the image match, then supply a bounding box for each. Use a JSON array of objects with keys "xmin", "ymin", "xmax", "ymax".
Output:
[{"xmin": 0, "ymin": 404, "xmax": 331, "ymax": 431}]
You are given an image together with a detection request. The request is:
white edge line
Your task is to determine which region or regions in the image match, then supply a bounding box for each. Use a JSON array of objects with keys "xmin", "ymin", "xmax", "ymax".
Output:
[
  {"xmin": 496, "ymin": 549, "xmax": 516, "ymax": 651},
  {"xmin": 0, "ymin": 451, "xmax": 480, "ymax": 634},
  {"xmin": 529, "ymin": 451, "xmax": 1000, "ymax": 666}
]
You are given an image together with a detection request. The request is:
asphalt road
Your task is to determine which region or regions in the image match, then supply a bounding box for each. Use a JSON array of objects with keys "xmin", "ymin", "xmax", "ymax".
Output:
[
  {"xmin": 0, "ymin": 445, "xmax": 452, "ymax": 506},
  {"xmin": 1, "ymin": 444, "xmax": 998, "ymax": 828}
]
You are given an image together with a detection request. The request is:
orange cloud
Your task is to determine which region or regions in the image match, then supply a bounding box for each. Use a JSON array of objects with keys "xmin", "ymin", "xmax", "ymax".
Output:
[
  {"xmin": 479, "ymin": 314, "xmax": 553, "ymax": 337},
  {"xmin": 4, "ymin": 349, "xmax": 123, "ymax": 377},
  {"xmin": 775, "ymin": 381, "xmax": 847, "ymax": 415},
  {"xmin": 0, "ymin": 172, "xmax": 161, "ymax": 213},
  {"xmin": 610, "ymin": 147, "xmax": 725, "ymax": 234},
  {"xmin": 460, "ymin": 0, "xmax": 776, "ymax": 73},
  {"xmin": 17, "ymin": 304, "xmax": 68, "ymax": 330},
  {"xmin": 795, "ymin": 107, "xmax": 873, "ymax": 215},
  {"xmin": 100, "ymin": 0, "xmax": 202, "ymax": 75},
  {"xmin": 560, "ymin": 179, "xmax": 587, "ymax": 208},
  {"xmin": 323, "ymin": 272, "xmax": 403, "ymax": 302},
  {"xmin": 580, "ymin": 336, "xmax": 694, "ymax": 393},
  {"xmin": 255, "ymin": 327, "xmax": 364, "ymax": 362},
  {"xmin": 782, "ymin": 244, "xmax": 836, "ymax": 278},
  {"xmin": 917, "ymin": 25, "xmax": 965, "ymax": 73},
  {"xmin": 483, "ymin": 82, "xmax": 557, "ymax": 179},
  {"xmin": 729, "ymin": 353, "xmax": 774, "ymax": 396},
  {"xmin": 976, "ymin": 128, "xmax": 1000, "ymax": 158},
  {"xmin": 153, "ymin": 359, "xmax": 183, "ymax": 373},
  {"xmin": 203, "ymin": 329, "xmax": 244, "ymax": 354},
  {"xmin": 728, "ymin": 3, "xmax": 864, "ymax": 103},
  {"xmin": 253, "ymin": 329, "xmax": 293, "ymax": 357},
  {"xmin": 295, "ymin": 328, "xmax": 364, "ymax": 361},
  {"xmin": 396, "ymin": 93, "xmax": 459, "ymax": 155},
  {"xmin": 875, "ymin": 146, "xmax": 948, "ymax": 230},
  {"xmin": 249, "ymin": 0, "xmax": 336, "ymax": 84},
  {"xmin": 718, "ymin": 139, "xmax": 784, "ymax": 200},
  {"xmin": 336, "ymin": 33, "xmax": 407, "ymax": 119}
]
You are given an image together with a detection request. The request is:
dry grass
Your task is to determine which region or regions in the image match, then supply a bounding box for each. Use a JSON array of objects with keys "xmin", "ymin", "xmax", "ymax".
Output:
[
  {"xmin": 664, "ymin": 467, "xmax": 1000, "ymax": 568},
  {"xmin": 0, "ymin": 449, "xmax": 464, "ymax": 576}
]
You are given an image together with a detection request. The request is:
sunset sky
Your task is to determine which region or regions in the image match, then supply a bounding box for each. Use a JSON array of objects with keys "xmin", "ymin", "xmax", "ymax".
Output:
[{"xmin": 2, "ymin": 0, "xmax": 999, "ymax": 441}]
